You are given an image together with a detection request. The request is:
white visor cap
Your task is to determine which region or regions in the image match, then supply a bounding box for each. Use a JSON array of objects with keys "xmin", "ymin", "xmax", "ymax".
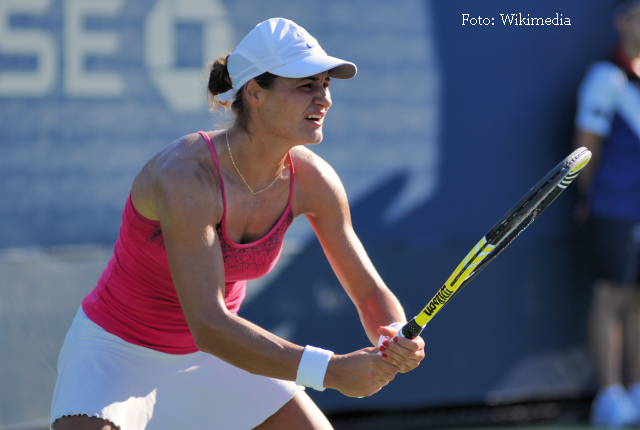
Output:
[{"xmin": 216, "ymin": 18, "xmax": 356, "ymax": 102}]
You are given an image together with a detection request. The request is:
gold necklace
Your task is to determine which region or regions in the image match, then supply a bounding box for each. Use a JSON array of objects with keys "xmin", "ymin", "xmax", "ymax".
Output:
[{"xmin": 225, "ymin": 131, "xmax": 283, "ymax": 195}]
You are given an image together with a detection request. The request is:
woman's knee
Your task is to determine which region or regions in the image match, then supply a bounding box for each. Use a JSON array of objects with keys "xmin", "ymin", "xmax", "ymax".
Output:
[{"xmin": 254, "ymin": 391, "xmax": 333, "ymax": 430}]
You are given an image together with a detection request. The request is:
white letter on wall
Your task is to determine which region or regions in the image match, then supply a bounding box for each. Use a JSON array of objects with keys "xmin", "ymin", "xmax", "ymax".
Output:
[
  {"xmin": 144, "ymin": 0, "xmax": 233, "ymax": 112},
  {"xmin": 0, "ymin": 0, "xmax": 56, "ymax": 97},
  {"xmin": 64, "ymin": 0, "xmax": 125, "ymax": 97}
]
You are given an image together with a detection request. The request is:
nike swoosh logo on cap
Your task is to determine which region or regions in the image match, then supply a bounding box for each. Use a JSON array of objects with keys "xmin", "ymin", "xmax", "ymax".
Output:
[{"xmin": 307, "ymin": 43, "xmax": 315, "ymax": 49}]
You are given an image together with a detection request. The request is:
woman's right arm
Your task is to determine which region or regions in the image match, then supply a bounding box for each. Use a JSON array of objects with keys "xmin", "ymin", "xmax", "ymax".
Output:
[{"xmin": 148, "ymin": 147, "xmax": 397, "ymax": 397}]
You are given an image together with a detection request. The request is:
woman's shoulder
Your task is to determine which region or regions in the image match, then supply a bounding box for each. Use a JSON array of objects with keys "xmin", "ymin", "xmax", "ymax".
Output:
[
  {"xmin": 290, "ymin": 146, "xmax": 342, "ymax": 188},
  {"xmin": 289, "ymin": 146, "xmax": 348, "ymax": 217},
  {"xmin": 147, "ymin": 132, "xmax": 218, "ymax": 181},
  {"xmin": 131, "ymin": 132, "xmax": 221, "ymax": 220}
]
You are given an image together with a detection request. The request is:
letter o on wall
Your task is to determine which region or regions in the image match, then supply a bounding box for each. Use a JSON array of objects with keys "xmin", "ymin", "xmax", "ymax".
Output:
[{"xmin": 144, "ymin": 0, "xmax": 233, "ymax": 112}]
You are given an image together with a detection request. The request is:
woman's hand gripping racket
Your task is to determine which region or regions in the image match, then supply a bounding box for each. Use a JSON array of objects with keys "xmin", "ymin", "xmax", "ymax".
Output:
[{"xmin": 379, "ymin": 147, "xmax": 592, "ymax": 347}]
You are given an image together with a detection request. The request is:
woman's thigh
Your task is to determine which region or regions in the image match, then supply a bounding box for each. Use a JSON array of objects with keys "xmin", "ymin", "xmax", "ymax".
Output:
[{"xmin": 255, "ymin": 391, "xmax": 333, "ymax": 430}]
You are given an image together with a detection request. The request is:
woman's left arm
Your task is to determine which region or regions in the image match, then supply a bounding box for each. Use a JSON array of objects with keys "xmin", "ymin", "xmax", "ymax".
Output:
[{"xmin": 293, "ymin": 148, "xmax": 424, "ymax": 373}]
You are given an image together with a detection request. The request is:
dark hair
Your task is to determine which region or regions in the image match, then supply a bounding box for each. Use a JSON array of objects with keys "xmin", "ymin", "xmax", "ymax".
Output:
[{"xmin": 207, "ymin": 53, "xmax": 279, "ymax": 136}]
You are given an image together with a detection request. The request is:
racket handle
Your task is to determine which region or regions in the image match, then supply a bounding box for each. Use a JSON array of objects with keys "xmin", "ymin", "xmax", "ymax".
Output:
[
  {"xmin": 400, "ymin": 317, "xmax": 425, "ymax": 339},
  {"xmin": 377, "ymin": 318, "xmax": 425, "ymax": 352}
]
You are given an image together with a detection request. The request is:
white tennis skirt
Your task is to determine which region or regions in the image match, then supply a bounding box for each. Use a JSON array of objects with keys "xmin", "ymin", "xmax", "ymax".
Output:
[{"xmin": 50, "ymin": 307, "xmax": 303, "ymax": 430}]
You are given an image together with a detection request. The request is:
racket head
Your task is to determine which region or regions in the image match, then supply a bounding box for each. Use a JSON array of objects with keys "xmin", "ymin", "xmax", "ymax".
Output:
[
  {"xmin": 400, "ymin": 147, "xmax": 592, "ymax": 338},
  {"xmin": 483, "ymin": 146, "xmax": 592, "ymax": 248},
  {"xmin": 456, "ymin": 146, "xmax": 592, "ymax": 287}
]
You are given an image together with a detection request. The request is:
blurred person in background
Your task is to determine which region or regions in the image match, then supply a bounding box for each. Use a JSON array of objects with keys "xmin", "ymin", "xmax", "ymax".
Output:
[
  {"xmin": 49, "ymin": 18, "xmax": 425, "ymax": 430},
  {"xmin": 574, "ymin": 0, "xmax": 640, "ymax": 426}
]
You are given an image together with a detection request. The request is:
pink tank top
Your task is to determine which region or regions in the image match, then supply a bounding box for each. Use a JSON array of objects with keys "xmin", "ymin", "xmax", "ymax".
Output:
[{"xmin": 82, "ymin": 131, "xmax": 295, "ymax": 354}]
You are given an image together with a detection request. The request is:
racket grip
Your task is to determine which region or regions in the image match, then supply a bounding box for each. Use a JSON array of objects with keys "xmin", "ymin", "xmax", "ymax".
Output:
[{"xmin": 400, "ymin": 317, "xmax": 425, "ymax": 339}]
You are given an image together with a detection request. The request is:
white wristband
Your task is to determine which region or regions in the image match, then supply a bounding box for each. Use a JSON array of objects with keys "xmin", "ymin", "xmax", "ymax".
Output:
[{"xmin": 295, "ymin": 345, "xmax": 333, "ymax": 391}]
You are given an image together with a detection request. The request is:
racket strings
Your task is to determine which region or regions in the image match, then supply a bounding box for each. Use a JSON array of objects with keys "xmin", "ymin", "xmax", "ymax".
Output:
[
  {"xmin": 464, "ymin": 152, "xmax": 590, "ymax": 293},
  {"xmin": 456, "ymin": 169, "xmax": 571, "ymax": 288},
  {"xmin": 486, "ymin": 168, "xmax": 567, "ymax": 244}
]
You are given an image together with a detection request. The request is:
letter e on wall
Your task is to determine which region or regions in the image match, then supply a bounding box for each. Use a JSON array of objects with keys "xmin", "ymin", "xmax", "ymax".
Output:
[{"xmin": 64, "ymin": 0, "xmax": 126, "ymax": 97}]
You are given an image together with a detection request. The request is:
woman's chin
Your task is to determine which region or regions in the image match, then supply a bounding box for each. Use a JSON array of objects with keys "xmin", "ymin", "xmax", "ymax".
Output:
[
  {"xmin": 310, "ymin": 130, "xmax": 324, "ymax": 144},
  {"xmin": 290, "ymin": 129, "xmax": 323, "ymax": 146}
]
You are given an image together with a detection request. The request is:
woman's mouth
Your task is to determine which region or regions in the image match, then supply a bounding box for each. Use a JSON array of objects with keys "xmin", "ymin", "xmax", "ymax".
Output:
[{"xmin": 305, "ymin": 114, "xmax": 324, "ymax": 124}]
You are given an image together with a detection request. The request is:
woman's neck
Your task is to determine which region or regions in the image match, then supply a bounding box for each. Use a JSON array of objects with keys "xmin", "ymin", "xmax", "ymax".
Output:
[{"xmin": 224, "ymin": 128, "xmax": 291, "ymax": 192}]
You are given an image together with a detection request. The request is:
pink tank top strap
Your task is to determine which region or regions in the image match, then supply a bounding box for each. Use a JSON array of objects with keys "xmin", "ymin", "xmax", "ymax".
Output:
[{"xmin": 198, "ymin": 131, "xmax": 227, "ymax": 216}]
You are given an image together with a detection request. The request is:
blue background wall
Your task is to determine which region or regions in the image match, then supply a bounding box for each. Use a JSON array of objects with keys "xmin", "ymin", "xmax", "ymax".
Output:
[{"xmin": 0, "ymin": 0, "xmax": 620, "ymax": 421}]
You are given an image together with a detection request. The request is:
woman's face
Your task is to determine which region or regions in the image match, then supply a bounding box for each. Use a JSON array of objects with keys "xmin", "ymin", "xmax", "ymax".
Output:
[{"xmin": 254, "ymin": 71, "xmax": 332, "ymax": 146}]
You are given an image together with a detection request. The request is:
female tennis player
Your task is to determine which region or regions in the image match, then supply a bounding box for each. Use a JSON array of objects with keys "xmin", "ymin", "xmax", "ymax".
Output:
[{"xmin": 50, "ymin": 18, "xmax": 425, "ymax": 430}]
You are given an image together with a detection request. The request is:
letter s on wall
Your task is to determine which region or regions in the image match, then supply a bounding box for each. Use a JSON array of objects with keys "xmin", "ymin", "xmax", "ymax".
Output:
[{"xmin": 0, "ymin": 0, "xmax": 57, "ymax": 97}]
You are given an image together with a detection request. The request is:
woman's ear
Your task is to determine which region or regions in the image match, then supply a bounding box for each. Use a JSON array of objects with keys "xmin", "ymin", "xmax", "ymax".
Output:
[{"xmin": 244, "ymin": 79, "xmax": 263, "ymax": 107}]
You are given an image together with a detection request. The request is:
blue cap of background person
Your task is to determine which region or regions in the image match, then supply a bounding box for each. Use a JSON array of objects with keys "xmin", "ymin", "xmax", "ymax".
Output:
[
  {"xmin": 614, "ymin": 0, "xmax": 640, "ymax": 17},
  {"xmin": 214, "ymin": 18, "xmax": 357, "ymax": 102}
]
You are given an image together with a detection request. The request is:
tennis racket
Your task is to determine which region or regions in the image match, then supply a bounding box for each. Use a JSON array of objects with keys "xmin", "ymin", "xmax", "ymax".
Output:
[{"xmin": 391, "ymin": 146, "xmax": 592, "ymax": 341}]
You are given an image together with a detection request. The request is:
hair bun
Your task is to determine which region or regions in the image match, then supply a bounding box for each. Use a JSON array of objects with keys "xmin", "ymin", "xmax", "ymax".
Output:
[{"xmin": 207, "ymin": 54, "xmax": 233, "ymax": 108}]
